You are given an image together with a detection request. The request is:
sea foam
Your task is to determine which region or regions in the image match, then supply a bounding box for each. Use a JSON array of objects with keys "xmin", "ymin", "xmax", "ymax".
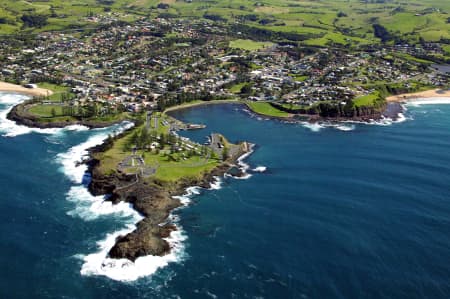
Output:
[
  {"xmin": 0, "ymin": 93, "xmax": 88, "ymax": 137},
  {"xmin": 57, "ymin": 122, "xmax": 134, "ymax": 183},
  {"xmin": 77, "ymin": 184, "xmax": 196, "ymax": 282},
  {"xmin": 301, "ymin": 122, "xmax": 326, "ymax": 132},
  {"xmin": 252, "ymin": 166, "xmax": 267, "ymax": 173},
  {"xmin": 78, "ymin": 224, "xmax": 187, "ymax": 282},
  {"xmin": 209, "ymin": 176, "xmax": 223, "ymax": 190},
  {"xmin": 66, "ymin": 186, "xmax": 138, "ymax": 221},
  {"xmin": 71, "ymin": 181, "xmax": 192, "ymax": 282},
  {"xmin": 52, "ymin": 119, "xmax": 191, "ymax": 282},
  {"xmin": 407, "ymin": 97, "xmax": 450, "ymax": 107}
]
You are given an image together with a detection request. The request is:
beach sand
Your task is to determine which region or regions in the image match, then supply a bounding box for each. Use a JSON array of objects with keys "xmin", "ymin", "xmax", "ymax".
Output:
[
  {"xmin": 386, "ymin": 89, "xmax": 450, "ymax": 102},
  {"xmin": 0, "ymin": 81, "xmax": 53, "ymax": 97}
]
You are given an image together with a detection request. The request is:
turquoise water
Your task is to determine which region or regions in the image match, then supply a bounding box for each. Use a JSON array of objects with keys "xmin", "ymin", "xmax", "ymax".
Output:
[{"xmin": 1, "ymin": 93, "xmax": 450, "ymax": 298}]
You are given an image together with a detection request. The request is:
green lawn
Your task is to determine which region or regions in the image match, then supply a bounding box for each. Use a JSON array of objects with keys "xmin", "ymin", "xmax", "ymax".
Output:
[
  {"xmin": 95, "ymin": 122, "xmax": 222, "ymax": 182},
  {"xmin": 229, "ymin": 39, "xmax": 274, "ymax": 51},
  {"xmin": 246, "ymin": 102, "xmax": 290, "ymax": 118},
  {"xmin": 28, "ymin": 104, "xmax": 63, "ymax": 117},
  {"xmin": 229, "ymin": 82, "xmax": 247, "ymax": 93},
  {"xmin": 443, "ymin": 45, "xmax": 450, "ymax": 56},
  {"xmin": 353, "ymin": 92, "xmax": 380, "ymax": 107},
  {"xmin": 145, "ymin": 153, "xmax": 220, "ymax": 182},
  {"xmin": 37, "ymin": 82, "xmax": 73, "ymax": 102},
  {"xmin": 394, "ymin": 53, "xmax": 433, "ymax": 65},
  {"xmin": 290, "ymin": 75, "xmax": 309, "ymax": 82}
]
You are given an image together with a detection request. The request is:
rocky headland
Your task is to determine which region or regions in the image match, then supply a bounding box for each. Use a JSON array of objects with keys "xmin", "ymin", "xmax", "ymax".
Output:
[
  {"xmin": 7, "ymin": 102, "xmax": 128, "ymax": 129},
  {"xmin": 86, "ymin": 136, "xmax": 251, "ymax": 261}
]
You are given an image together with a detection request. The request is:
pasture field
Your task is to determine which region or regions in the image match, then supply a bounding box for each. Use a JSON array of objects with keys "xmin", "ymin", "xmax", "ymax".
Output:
[
  {"xmin": 0, "ymin": 0, "xmax": 449, "ymax": 51},
  {"xmin": 229, "ymin": 39, "xmax": 274, "ymax": 51}
]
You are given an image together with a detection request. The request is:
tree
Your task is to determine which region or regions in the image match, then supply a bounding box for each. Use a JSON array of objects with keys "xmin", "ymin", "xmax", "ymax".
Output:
[
  {"xmin": 240, "ymin": 84, "xmax": 252, "ymax": 95},
  {"xmin": 21, "ymin": 14, "xmax": 48, "ymax": 28},
  {"xmin": 51, "ymin": 108, "xmax": 56, "ymax": 117},
  {"xmin": 372, "ymin": 24, "xmax": 392, "ymax": 43}
]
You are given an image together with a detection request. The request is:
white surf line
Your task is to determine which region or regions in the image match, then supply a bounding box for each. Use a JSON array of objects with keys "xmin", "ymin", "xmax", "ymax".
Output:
[
  {"xmin": 0, "ymin": 92, "xmax": 89, "ymax": 137},
  {"xmin": 406, "ymin": 97, "xmax": 450, "ymax": 106},
  {"xmin": 56, "ymin": 120, "xmax": 191, "ymax": 282}
]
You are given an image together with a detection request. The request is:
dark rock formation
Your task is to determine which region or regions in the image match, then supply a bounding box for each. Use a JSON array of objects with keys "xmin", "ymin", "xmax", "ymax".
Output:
[{"xmin": 87, "ymin": 142, "xmax": 250, "ymax": 262}]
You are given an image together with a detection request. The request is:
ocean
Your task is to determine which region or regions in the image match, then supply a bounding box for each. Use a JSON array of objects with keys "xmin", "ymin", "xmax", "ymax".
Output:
[{"xmin": 1, "ymin": 92, "xmax": 450, "ymax": 298}]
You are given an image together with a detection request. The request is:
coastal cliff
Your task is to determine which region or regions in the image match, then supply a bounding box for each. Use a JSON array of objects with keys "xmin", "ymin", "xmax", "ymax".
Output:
[
  {"xmin": 270, "ymin": 100, "xmax": 388, "ymax": 121},
  {"xmin": 7, "ymin": 101, "xmax": 130, "ymax": 129},
  {"xmin": 87, "ymin": 138, "xmax": 250, "ymax": 261}
]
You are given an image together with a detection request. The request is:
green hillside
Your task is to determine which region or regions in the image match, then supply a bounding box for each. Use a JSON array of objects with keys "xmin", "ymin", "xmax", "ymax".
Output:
[{"xmin": 1, "ymin": 0, "xmax": 450, "ymax": 50}]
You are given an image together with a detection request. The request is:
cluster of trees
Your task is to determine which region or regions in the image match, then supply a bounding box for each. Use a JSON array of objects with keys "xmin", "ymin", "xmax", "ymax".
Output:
[
  {"xmin": 203, "ymin": 14, "xmax": 227, "ymax": 22},
  {"xmin": 157, "ymin": 3, "xmax": 170, "ymax": 9},
  {"xmin": 21, "ymin": 14, "xmax": 48, "ymax": 28},
  {"xmin": 30, "ymin": 76, "xmax": 64, "ymax": 86},
  {"xmin": 123, "ymin": 127, "xmax": 212, "ymax": 159},
  {"xmin": 230, "ymin": 24, "xmax": 322, "ymax": 42},
  {"xmin": 57, "ymin": 103, "xmax": 123, "ymax": 119},
  {"xmin": 372, "ymin": 24, "xmax": 392, "ymax": 43},
  {"xmin": 271, "ymin": 97, "xmax": 386, "ymax": 118}
]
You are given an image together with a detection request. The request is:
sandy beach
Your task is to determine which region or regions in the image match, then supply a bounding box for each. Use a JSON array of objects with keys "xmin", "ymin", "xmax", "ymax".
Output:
[
  {"xmin": 0, "ymin": 81, "xmax": 53, "ymax": 97},
  {"xmin": 386, "ymin": 89, "xmax": 450, "ymax": 102},
  {"xmin": 163, "ymin": 99, "xmax": 240, "ymax": 114}
]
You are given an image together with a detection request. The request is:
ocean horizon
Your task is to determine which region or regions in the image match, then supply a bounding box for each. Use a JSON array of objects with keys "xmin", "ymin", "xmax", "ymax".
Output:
[{"xmin": 1, "ymin": 92, "xmax": 450, "ymax": 298}]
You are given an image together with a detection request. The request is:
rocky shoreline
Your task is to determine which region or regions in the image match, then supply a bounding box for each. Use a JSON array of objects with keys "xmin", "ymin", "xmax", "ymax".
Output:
[
  {"xmin": 246, "ymin": 101, "xmax": 403, "ymax": 123},
  {"xmin": 86, "ymin": 136, "xmax": 251, "ymax": 261},
  {"xmin": 7, "ymin": 101, "xmax": 128, "ymax": 129},
  {"xmin": 6, "ymin": 97, "xmax": 402, "ymax": 263},
  {"xmin": 5, "ymin": 95, "xmax": 251, "ymax": 262}
]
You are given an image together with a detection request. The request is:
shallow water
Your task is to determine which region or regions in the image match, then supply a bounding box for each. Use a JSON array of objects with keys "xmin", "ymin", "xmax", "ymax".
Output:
[{"xmin": 1, "ymin": 93, "xmax": 450, "ymax": 298}]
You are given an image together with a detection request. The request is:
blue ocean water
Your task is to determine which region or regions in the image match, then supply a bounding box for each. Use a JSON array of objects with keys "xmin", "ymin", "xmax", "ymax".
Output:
[{"xmin": 1, "ymin": 93, "xmax": 450, "ymax": 298}]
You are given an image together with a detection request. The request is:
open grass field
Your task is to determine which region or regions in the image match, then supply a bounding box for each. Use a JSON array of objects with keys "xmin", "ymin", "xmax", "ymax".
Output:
[
  {"xmin": 37, "ymin": 82, "xmax": 73, "ymax": 102},
  {"xmin": 229, "ymin": 82, "xmax": 247, "ymax": 94},
  {"xmin": 28, "ymin": 104, "xmax": 63, "ymax": 117},
  {"xmin": 246, "ymin": 101, "xmax": 290, "ymax": 118},
  {"xmin": 353, "ymin": 92, "xmax": 380, "ymax": 108},
  {"xmin": 229, "ymin": 39, "xmax": 274, "ymax": 51},
  {"xmin": 0, "ymin": 0, "xmax": 449, "ymax": 50}
]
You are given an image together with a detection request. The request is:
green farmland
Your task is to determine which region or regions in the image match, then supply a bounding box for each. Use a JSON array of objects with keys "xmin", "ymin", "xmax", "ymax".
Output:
[{"xmin": 0, "ymin": 0, "xmax": 449, "ymax": 52}]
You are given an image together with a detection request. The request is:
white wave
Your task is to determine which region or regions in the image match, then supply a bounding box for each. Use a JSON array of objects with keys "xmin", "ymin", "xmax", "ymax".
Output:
[
  {"xmin": 407, "ymin": 97, "xmax": 450, "ymax": 106},
  {"xmin": 209, "ymin": 176, "xmax": 222, "ymax": 190},
  {"xmin": 252, "ymin": 166, "xmax": 267, "ymax": 172},
  {"xmin": 66, "ymin": 186, "xmax": 139, "ymax": 221},
  {"xmin": 364, "ymin": 114, "xmax": 410, "ymax": 126},
  {"xmin": 237, "ymin": 144, "xmax": 254, "ymax": 172},
  {"xmin": 231, "ymin": 173, "xmax": 252, "ymax": 180},
  {"xmin": 0, "ymin": 93, "xmax": 89, "ymax": 137},
  {"xmin": 231, "ymin": 146, "xmax": 255, "ymax": 180},
  {"xmin": 57, "ymin": 121, "xmax": 134, "ymax": 183},
  {"xmin": 70, "ymin": 181, "xmax": 189, "ymax": 282},
  {"xmin": 76, "ymin": 182, "xmax": 194, "ymax": 282},
  {"xmin": 333, "ymin": 124, "xmax": 355, "ymax": 131},
  {"xmin": 301, "ymin": 122, "xmax": 325, "ymax": 132},
  {"xmin": 172, "ymin": 186, "xmax": 201, "ymax": 206},
  {"xmin": 396, "ymin": 113, "xmax": 407, "ymax": 123},
  {"xmin": 300, "ymin": 121, "xmax": 357, "ymax": 132},
  {"xmin": 79, "ymin": 225, "xmax": 187, "ymax": 282},
  {"xmin": 0, "ymin": 92, "xmax": 34, "ymax": 105}
]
